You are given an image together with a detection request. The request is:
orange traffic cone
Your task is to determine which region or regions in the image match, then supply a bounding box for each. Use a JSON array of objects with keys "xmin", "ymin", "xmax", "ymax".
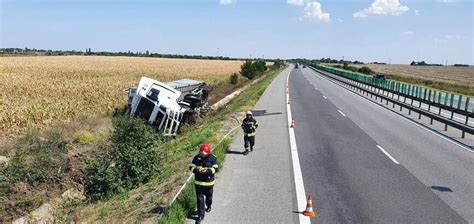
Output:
[
  {"xmin": 303, "ymin": 194, "xmax": 317, "ymax": 217},
  {"xmin": 290, "ymin": 120, "xmax": 295, "ymax": 128}
]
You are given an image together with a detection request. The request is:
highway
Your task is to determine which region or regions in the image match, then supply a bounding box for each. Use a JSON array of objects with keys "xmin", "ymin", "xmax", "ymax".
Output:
[
  {"xmin": 292, "ymin": 67, "xmax": 472, "ymax": 223},
  {"xmin": 187, "ymin": 66, "xmax": 473, "ymax": 224}
]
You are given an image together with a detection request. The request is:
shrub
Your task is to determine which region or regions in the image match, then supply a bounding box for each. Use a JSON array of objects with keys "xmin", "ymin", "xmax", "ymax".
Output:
[
  {"xmin": 271, "ymin": 60, "xmax": 284, "ymax": 70},
  {"xmin": 253, "ymin": 61, "xmax": 267, "ymax": 74},
  {"xmin": 240, "ymin": 61, "xmax": 267, "ymax": 79},
  {"xmin": 240, "ymin": 61, "xmax": 257, "ymax": 79},
  {"xmin": 229, "ymin": 73, "xmax": 239, "ymax": 84},
  {"xmin": 357, "ymin": 66, "xmax": 375, "ymax": 75},
  {"xmin": 85, "ymin": 116, "xmax": 161, "ymax": 200},
  {"xmin": 84, "ymin": 156, "xmax": 122, "ymax": 201},
  {"xmin": 0, "ymin": 128, "xmax": 68, "ymax": 186}
]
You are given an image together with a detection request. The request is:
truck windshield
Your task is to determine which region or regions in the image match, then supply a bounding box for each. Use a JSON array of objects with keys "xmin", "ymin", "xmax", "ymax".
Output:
[
  {"xmin": 135, "ymin": 97, "xmax": 155, "ymax": 121},
  {"xmin": 147, "ymin": 88, "xmax": 160, "ymax": 101}
]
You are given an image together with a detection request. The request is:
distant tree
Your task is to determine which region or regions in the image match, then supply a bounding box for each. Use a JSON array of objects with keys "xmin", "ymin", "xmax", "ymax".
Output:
[
  {"xmin": 410, "ymin": 61, "xmax": 416, "ymax": 66},
  {"xmin": 253, "ymin": 61, "xmax": 267, "ymax": 74},
  {"xmin": 343, "ymin": 62, "xmax": 349, "ymax": 70},
  {"xmin": 241, "ymin": 61, "xmax": 256, "ymax": 79},
  {"xmin": 357, "ymin": 66, "xmax": 375, "ymax": 75}
]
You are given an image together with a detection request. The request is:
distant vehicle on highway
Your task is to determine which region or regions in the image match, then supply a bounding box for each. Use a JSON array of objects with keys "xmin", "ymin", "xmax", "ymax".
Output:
[
  {"xmin": 373, "ymin": 73, "xmax": 386, "ymax": 82},
  {"xmin": 295, "ymin": 64, "xmax": 299, "ymax": 69},
  {"xmin": 302, "ymin": 65, "xmax": 307, "ymax": 68}
]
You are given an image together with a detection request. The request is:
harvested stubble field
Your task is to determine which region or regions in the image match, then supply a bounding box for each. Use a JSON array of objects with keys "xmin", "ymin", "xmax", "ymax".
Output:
[
  {"xmin": 352, "ymin": 64, "xmax": 474, "ymax": 95},
  {"xmin": 0, "ymin": 56, "xmax": 243, "ymax": 140}
]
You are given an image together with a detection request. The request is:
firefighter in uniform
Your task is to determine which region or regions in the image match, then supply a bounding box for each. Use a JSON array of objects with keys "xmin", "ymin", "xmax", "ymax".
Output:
[
  {"xmin": 241, "ymin": 111, "xmax": 258, "ymax": 155},
  {"xmin": 189, "ymin": 144, "xmax": 218, "ymax": 224}
]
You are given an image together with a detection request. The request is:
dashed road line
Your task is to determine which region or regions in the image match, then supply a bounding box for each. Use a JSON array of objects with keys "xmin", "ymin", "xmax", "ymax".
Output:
[
  {"xmin": 338, "ymin": 110, "xmax": 347, "ymax": 117},
  {"xmin": 377, "ymin": 145, "xmax": 400, "ymax": 164},
  {"xmin": 309, "ymin": 68, "xmax": 474, "ymax": 153}
]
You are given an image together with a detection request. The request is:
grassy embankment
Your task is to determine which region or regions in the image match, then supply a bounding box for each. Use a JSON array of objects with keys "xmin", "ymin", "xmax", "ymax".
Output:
[
  {"xmin": 63, "ymin": 66, "xmax": 286, "ymax": 223},
  {"xmin": 157, "ymin": 66, "xmax": 285, "ymax": 224},
  {"xmin": 0, "ymin": 56, "xmax": 277, "ymax": 222}
]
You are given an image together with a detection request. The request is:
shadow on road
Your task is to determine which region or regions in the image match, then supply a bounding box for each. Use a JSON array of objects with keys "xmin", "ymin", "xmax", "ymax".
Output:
[
  {"xmin": 251, "ymin": 109, "xmax": 282, "ymax": 117},
  {"xmin": 226, "ymin": 149, "xmax": 244, "ymax": 155},
  {"xmin": 430, "ymin": 186, "xmax": 453, "ymax": 192}
]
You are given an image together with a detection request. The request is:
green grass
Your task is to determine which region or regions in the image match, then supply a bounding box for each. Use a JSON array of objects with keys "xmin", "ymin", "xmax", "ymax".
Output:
[
  {"xmin": 56, "ymin": 67, "xmax": 285, "ymax": 223},
  {"xmin": 158, "ymin": 67, "xmax": 284, "ymax": 224}
]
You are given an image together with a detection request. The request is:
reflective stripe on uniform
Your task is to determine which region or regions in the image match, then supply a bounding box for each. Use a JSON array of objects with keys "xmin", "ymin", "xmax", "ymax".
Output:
[
  {"xmin": 246, "ymin": 132, "xmax": 256, "ymax": 137},
  {"xmin": 212, "ymin": 164, "xmax": 218, "ymax": 169},
  {"xmin": 210, "ymin": 168, "xmax": 216, "ymax": 174},
  {"xmin": 195, "ymin": 180, "xmax": 214, "ymax": 186}
]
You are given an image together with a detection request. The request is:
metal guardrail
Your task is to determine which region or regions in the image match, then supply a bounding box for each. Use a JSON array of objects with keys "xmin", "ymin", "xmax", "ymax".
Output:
[
  {"xmin": 311, "ymin": 64, "xmax": 474, "ymax": 116},
  {"xmin": 308, "ymin": 66, "xmax": 474, "ymax": 139}
]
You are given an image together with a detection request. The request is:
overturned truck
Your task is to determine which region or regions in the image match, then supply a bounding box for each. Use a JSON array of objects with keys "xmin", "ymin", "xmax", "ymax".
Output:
[{"xmin": 125, "ymin": 77, "xmax": 213, "ymax": 136}]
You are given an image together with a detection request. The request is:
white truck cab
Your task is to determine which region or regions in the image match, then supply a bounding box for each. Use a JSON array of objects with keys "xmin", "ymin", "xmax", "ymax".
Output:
[{"xmin": 126, "ymin": 77, "xmax": 212, "ymax": 136}]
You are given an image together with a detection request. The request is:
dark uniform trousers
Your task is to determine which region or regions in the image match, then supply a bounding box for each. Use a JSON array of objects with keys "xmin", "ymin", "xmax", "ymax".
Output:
[
  {"xmin": 244, "ymin": 135, "xmax": 255, "ymax": 150},
  {"xmin": 242, "ymin": 117, "xmax": 258, "ymax": 150},
  {"xmin": 190, "ymin": 154, "xmax": 218, "ymax": 217},
  {"xmin": 195, "ymin": 185, "xmax": 213, "ymax": 216}
]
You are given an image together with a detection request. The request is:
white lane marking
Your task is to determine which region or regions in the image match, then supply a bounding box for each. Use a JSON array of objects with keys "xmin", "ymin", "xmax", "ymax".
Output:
[
  {"xmin": 286, "ymin": 66, "xmax": 311, "ymax": 224},
  {"xmin": 323, "ymin": 95, "xmax": 327, "ymax": 99},
  {"xmin": 338, "ymin": 110, "xmax": 347, "ymax": 117},
  {"xmin": 377, "ymin": 145, "xmax": 400, "ymax": 164},
  {"xmin": 309, "ymin": 69, "xmax": 474, "ymax": 153}
]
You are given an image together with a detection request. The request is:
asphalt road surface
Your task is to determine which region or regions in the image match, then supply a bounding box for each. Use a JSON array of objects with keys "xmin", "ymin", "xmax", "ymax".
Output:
[
  {"xmin": 191, "ymin": 66, "xmax": 300, "ymax": 224},
  {"xmin": 292, "ymin": 67, "xmax": 472, "ymax": 223},
  {"xmin": 186, "ymin": 66, "xmax": 473, "ymax": 224}
]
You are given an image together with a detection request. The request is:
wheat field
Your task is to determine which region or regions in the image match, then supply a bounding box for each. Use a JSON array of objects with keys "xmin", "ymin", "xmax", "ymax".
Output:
[
  {"xmin": 353, "ymin": 64, "xmax": 474, "ymax": 86},
  {"xmin": 0, "ymin": 56, "xmax": 243, "ymax": 139}
]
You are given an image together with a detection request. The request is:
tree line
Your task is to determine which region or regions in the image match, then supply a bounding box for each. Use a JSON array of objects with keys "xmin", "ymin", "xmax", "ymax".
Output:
[{"xmin": 0, "ymin": 48, "xmax": 284, "ymax": 62}]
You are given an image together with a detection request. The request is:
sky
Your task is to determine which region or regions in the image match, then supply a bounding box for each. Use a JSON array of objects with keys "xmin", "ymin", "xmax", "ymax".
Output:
[{"xmin": 0, "ymin": 0, "xmax": 473, "ymax": 64}]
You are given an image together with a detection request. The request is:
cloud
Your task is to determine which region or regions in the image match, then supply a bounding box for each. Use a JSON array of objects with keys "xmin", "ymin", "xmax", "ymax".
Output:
[
  {"xmin": 338, "ymin": 18, "xmax": 344, "ymax": 22},
  {"xmin": 353, "ymin": 0, "xmax": 409, "ymax": 18},
  {"xmin": 436, "ymin": 0, "xmax": 456, "ymax": 3},
  {"xmin": 401, "ymin": 31, "xmax": 414, "ymax": 37},
  {"xmin": 287, "ymin": 0, "xmax": 306, "ymax": 6},
  {"xmin": 301, "ymin": 1, "xmax": 330, "ymax": 22},
  {"xmin": 219, "ymin": 0, "xmax": 236, "ymax": 5},
  {"xmin": 434, "ymin": 34, "xmax": 466, "ymax": 43},
  {"xmin": 414, "ymin": 9, "xmax": 420, "ymax": 15}
]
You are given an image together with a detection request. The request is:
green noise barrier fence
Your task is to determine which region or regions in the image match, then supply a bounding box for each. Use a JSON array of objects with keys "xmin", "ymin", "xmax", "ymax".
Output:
[{"xmin": 311, "ymin": 64, "xmax": 473, "ymax": 115}]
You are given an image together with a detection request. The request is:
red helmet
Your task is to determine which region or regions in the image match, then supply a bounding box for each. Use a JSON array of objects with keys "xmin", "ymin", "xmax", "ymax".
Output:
[{"xmin": 200, "ymin": 144, "xmax": 212, "ymax": 155}]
